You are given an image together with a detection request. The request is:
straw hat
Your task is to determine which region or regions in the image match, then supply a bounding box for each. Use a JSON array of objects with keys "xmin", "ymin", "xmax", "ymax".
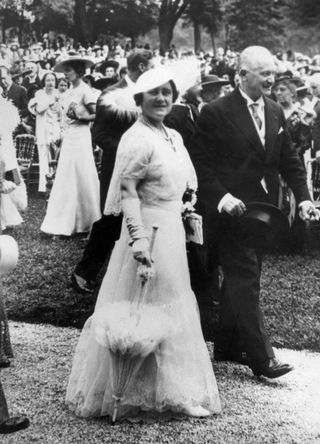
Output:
[{"xmin": 53, "ymin": 55, "xmax": 94, "ymax": 73}]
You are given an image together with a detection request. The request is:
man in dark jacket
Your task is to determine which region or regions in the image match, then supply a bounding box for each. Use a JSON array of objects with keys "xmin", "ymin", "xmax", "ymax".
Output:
[
  {"xmin": 190, "ymin": 46, "xmax": 319, "ymax": 379},
  {"xmin": 72, "ymin": 49, "xmax": 153, "ymax": 292},
  {"xmin": 0, "ymin": 65, "xmax": 28, "ymax": 117}
]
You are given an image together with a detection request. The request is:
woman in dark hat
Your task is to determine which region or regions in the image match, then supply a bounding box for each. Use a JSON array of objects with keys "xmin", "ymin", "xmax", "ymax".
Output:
[
  {"xmin": 273, "ymin": 74, "xmax": 315, "ymax": 250},
  {"xmin": 40, "ymin": 56, "xmax": 100, "ymax": 236}
]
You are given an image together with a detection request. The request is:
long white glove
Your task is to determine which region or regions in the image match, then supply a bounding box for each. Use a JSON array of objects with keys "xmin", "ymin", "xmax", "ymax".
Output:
[{"xmin": 122, "ymin": 197, "xmax": 152, "ymax": 266}]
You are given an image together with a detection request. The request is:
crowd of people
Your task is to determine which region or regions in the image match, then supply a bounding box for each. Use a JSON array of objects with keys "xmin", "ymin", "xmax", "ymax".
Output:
[{"xmin": 1, "ymin": 36, "xmax": 320, "ymax": 432}]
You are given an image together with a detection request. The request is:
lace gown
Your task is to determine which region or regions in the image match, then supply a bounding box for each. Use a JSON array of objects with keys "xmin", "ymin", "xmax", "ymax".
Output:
[
  {"xmin": 66, "ymin": 120, "xmax": 221, "ymax": 419},
  {"xmin": 40, "ymin": 81, "xmax": 100, "ymax": 236}
]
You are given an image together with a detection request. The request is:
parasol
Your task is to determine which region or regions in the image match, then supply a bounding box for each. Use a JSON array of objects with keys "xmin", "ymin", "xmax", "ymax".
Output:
[{"xmin": 93, "ymin": 225, "xmax": 176, "ymax": 423}]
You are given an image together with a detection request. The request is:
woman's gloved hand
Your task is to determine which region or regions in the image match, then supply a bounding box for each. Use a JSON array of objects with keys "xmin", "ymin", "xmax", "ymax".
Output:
[
  {"xmin": 132, "ymin": 238, "xmax": 152, "ymax": 266},
  {"xmin": 1, "ymin": 180, "xmax": 16, "ymax": 194}
]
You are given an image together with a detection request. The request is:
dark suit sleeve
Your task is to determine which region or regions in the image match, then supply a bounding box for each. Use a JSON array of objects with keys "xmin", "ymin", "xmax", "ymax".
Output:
[
  {"xmin": 278, "ymin": 110, "xmax": 311, "ymax": 204},
  {"xmin": 189, "ymin": 104, "xmax": 229, "ymax": 210},
  {"xmin": 19, "ymin": 86, "xmax": 29, "ymax": 118},
  {"xmin": 312, "ymin": 107, "xmax": 320, "ymax": 156},
  {"xmin": 92, "ymin": 100, "xmax": 119, "ymax": 155}
]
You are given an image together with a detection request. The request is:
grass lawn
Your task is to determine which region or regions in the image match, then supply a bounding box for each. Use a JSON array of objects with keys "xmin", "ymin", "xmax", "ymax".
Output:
[
  {"xmin": 2, "ymin": 197, "xmax": 320, "ymax": 352},
  {"xmin": 1, "ymin": 322, "xmax": 319, "ymax": 444},
  {"xmin": 1, "ymin": 198, "xmax": 320, "ymax": 443}
]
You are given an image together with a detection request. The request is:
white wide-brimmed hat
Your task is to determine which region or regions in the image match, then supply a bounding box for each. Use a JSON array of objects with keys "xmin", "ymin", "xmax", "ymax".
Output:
[
  {"xmin": 133, "ymin": 67, "xmax": 175, "ymax": 96},
  {"xmin": 53, "ymin": 55, "xmax": 94, "ymax": 73}
]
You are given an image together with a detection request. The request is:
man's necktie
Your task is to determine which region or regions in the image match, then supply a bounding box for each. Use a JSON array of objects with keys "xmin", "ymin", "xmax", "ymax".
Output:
[{"xmin": 250, "ymin": 102, "xmax": 262, "ymax": 130}]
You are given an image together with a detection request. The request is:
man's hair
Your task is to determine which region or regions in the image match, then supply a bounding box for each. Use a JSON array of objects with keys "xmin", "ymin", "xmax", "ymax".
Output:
[
  {"xmin": 127, "ymin": 49, "xmax": 153, "ymax": 72},
  {"xmin": 238, "ymin": 46, "xmax": 273, "ymax": 73}
]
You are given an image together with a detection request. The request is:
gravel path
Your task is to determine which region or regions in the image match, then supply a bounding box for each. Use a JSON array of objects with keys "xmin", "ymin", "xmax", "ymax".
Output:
[{"xmin": 1, "ymin": 322, "xmax": 320, "ymax": 444}]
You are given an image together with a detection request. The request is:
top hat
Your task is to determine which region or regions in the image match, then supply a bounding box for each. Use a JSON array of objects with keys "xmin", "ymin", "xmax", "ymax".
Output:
[
  {"xmin": 236, "ymin": 201, "xmax": 290, "ymax": 247},
  {"xmin": 242, "ymin": 202, "xmax": 289, "ymax": 233}
]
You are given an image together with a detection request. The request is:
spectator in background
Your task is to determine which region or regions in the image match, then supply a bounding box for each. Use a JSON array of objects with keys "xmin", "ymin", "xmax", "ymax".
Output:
[
  {"xmin": 41, "ymin": 55, "xmax": 100, "ymax": 236},
  {"xmin": 200, "ymin": 74, "xmax": 230, "ymax": 106},
  {"xmin": 0, "ymin": 44, "xmax": 12, "ymax": 68},
  {"xmin": 309, "ymin": 73, "xmax": 320, "ymax": 162},
  {"xmin": 0, "ymin": 66, "xmax": 28, "ymax": 118},
  {"xmin": 72, "ymin": 48, "xmax": 153, "ymax": 292},
  {"xmin": 28, "ymin": 71, "xmax": 62, "ymax": 193},
  {"xmin": 22, "ymin": 60, "xmax": 42, "ymax": 100}
]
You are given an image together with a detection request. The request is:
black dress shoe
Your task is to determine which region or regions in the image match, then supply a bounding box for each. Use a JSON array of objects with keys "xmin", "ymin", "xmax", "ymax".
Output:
[
  {"xmin": 214, "ymin": 350, "xmax": 249, "ymax": 366},
  {"xmin": 0, "ymin": 359, "xmax": 11, "ymax": 368},
  {"xmin": 0, "ymin": 416, "xmax": 30, "ymax": 434},
  {"xmin": 71, "ymin": 273, "xmax": 95, "ymax": 294},
  {"xmin": 250, "ymin": 358, "xmax": 294, "ymax": 379}
]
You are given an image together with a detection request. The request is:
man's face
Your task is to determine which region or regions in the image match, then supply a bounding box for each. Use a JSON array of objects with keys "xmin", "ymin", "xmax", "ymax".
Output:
[
  {"xmin": 242, "ymin": 57, "xmax": 276, "ymax": 99},
  {"xmin": 0, "ymin": 68, "xmax": 11, "ymax": 89},
  {"xmin": 310, "ymin": 82, "xmax": 320, "ymax": 98},
  {"xmin": 105, "ymin": 67, "xmax": 116, "ymax": 78},
  {"xmin": 26, "ymin": 62, "xmax": 37, "ymax": 75}
]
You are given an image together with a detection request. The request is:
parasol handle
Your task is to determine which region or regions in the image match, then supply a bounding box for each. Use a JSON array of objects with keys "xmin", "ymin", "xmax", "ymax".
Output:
[
  {"xmin": 111, "ymin": 395, "xmax": 123, "ymax": 425},
  {"xmin": 149, "ymin": 225, "xmax": 159, "ymax": 259}
]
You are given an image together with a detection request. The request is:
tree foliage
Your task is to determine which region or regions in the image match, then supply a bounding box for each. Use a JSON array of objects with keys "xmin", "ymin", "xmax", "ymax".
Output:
[
  {"xmin": 182, "ymin": 0, "xmax": 221, "ymax": 53},
  {"xmin": 226, "ymin": 0, "xmax": 284, "ymax": 51},
  {"xmin": 158, "ymin": 0, "xmax": 189, "ymax": 54}
]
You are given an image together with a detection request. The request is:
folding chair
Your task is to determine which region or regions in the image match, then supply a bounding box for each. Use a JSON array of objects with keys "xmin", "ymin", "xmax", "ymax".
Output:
[
  {"xmin": 14, "ymin": 134, "xmax": 36, "ymax": 191},
  {"xmin": 304, "ymin": 159, "xmax": 320, "ymax": 250}
]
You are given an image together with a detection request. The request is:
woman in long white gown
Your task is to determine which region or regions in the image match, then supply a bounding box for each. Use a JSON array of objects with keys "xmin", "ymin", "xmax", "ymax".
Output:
[
  {"xmin": 40, "ymin": 56, "xmax": 100, "ymax": 236},
  {"xmin": 28, "ymin": 72, "xmax": 62, "ymax": 192},
  {"xmin": 66, "ymin": 68, "xmax": 221, "ymax": 420},
  {"xmin": 0, "ymin": 95, "xmax": 27, "ymax": 231}
]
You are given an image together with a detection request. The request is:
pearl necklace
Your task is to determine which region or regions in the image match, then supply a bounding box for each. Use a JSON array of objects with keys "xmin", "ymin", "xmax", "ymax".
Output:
[{"xmin": 139, "ymin": 115, "xmax": 176, "ymax": 152}]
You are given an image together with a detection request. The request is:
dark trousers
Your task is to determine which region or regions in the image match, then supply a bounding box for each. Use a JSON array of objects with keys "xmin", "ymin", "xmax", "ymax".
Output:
[
  {"xmin": 215, "ymin": 217, "xmax": 274, "ymax": 364},
  {"xmin": 187, "ymin": 234, "xmax": 220, "ymax": 342},
  {"xmin": 75, "ymin": 214, "xmax": 122, "ymax": 282}
]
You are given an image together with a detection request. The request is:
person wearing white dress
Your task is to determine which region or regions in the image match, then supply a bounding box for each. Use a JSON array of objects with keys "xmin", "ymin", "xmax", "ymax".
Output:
[
  {"xmin": 0, "ymin": 95, "xmax": 27, "ymax": 231},
  {"xmin": 66, "ymin": 68, "xmax": 221, "ymax": 420},
  {"xmin": 40, "ymin": 56, "xmax": 100, "ymax": 236},
  {"xmin": 28, "ymin": 72, "xmax": 62, "ymax": 192}
]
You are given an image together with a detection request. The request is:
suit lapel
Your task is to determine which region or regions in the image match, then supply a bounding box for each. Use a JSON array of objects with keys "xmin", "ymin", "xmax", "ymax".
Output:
[
  {"xmin": 264, "ymin": 96, "xmax": 280, "ymax": 157},
  {"xmin": 229, "ymin": 89, "xmax": 265, "ymax": 157}
]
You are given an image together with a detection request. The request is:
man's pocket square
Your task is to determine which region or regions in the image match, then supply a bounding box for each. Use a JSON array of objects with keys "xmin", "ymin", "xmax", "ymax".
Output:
[{"xmin": 278, "ymin": 127, "xmax": 284, "ymax": 134}]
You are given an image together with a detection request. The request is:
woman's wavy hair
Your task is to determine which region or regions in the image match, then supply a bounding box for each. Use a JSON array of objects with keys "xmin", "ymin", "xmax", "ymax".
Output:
[
  {"xmin": 41, "ymin": 71, "xmax": 58, "ymax": 88},
  {"xmin": 134, "ymin": 80, "xmax": 179, "ymax": 106}
]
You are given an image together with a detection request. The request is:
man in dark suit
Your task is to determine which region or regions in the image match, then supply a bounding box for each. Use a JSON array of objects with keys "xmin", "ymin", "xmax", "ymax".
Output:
[
  {"xmin": 309, "ymin": 73, "xmax": 320, "ymax": 160},
  {"xmin": 0, "ymin": 65, "xmax": 28, "ymax": 117},
  {"xmin": 72, "ymin": 49, "xmax": 153, "ymax": 292},
  {"xmin": 190, "ymin": 46, "xmax": 319, "ymax": 379}
]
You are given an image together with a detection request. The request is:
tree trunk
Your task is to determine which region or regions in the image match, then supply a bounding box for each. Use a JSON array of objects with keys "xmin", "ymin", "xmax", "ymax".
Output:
[
  {"xmin": 18, "ymin": 11, "xmax": 24, "ymax": 45},
  {"xmin": 74, "ymin": 0, "xmax": 89, "ymax": 44},
  {"xmin": 193, "ymin": 21, "xmax": 202, "ymax": 54},
  {"xmin": 210, "ymin": 31, "xmax": 216, "ymax": 55},
  {"xmin": 158, "ymin": 19, "xmax": 175, "ymax": 55}
]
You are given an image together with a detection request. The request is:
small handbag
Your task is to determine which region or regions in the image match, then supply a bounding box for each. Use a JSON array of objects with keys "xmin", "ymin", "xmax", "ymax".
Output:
[{"xmin": 185, "ymin": 212, "xmax": 203, "ymax": 245}]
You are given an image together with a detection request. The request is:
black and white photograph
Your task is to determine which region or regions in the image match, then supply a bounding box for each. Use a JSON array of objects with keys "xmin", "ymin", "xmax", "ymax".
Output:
[{"xmin": 0, "ymin": 0, "xmax": 320, "ymax": 442}]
